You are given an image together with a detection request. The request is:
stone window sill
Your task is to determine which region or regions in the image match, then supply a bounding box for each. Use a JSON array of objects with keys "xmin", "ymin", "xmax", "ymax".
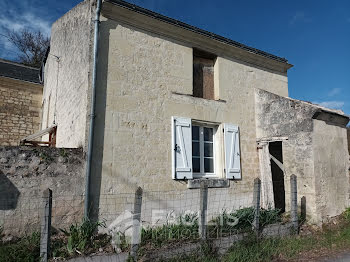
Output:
[
  {"xmin": 172, "ymin": 92, "xmax": 226, "ymax": 103},
  {"xmin": 187, "ymin": 179, "xmax": 230, "ymax": 189}
]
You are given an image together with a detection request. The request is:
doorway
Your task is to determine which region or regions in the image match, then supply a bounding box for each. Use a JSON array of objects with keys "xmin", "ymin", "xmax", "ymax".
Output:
[{"xmin": 269, "ymin": 141, "xmax": 285, "ymax": 212}]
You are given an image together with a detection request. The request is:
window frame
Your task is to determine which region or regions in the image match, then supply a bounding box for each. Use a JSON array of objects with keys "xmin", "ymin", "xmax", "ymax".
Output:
[
  {"xmin": 192, "ymin": 49, "xmax": 217, "ymax": 100},
  {"xmin": 192, "ymin": 122, "xmax": 218, "ymax": 179}
]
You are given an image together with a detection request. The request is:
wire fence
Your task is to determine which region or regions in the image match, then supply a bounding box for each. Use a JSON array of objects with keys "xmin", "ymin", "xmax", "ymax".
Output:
[{"xmin": 0, "ymin": 176, "xmax": 298, "ymax": 261}]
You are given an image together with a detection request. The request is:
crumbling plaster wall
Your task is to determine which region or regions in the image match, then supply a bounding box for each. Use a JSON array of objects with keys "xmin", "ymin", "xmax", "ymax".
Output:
[
  {"xmin": 0, "ymin": 77, "xmax": 42, "ymax": 146},
  {"xmin": 0, "ymin": 146, "xmax": 84, "ymax": 236},
  {"xmin": 255, "ymin": 89, "xmax": 350, "ymax": 223},
  {"xmin": 42, "ymin": 0, "xmax": 93, "ymax": 148},
  {"xmin": 91, "ymin": 15, "xmax": 289, "ymax": 224}
]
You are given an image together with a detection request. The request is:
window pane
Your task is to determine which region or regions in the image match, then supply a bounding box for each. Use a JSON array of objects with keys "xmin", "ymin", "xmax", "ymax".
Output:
[
  {"xmin": 204, "ymin": 143, "xmax": 213, "ymax": 157},
  {"xmin": 192, "ymin": 158, "xmax": 200, "ymax": 173},
  {"xmin": 204, "ymin": 158, "xmax": 214, "ymax": 173},
  {"xmin": 192, "ymin": 126, "xmax": 199, "ymax": 141},
  {"xmin": 204, "ymin": 127, "xmax": 213, "ymax": 142},
  {"xmin": 192, "ymin": 142, "xmax": 200, "ymax": 156}
]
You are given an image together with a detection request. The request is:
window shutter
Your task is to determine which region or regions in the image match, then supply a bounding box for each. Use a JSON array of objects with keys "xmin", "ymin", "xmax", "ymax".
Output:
[
  {"xmin": 172, "ymin": 117, "xmax": 193, "ymax": 180},
  {"xmin": 224, "ymin": 123, "xmax": 241, "ymax": 179}
]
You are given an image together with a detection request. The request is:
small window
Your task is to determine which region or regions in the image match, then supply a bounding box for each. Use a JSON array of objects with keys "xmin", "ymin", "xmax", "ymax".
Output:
[
  {"xmin": 193, "ymin": 49, "xmax": 216, "ymax": 100},
  {"xmin": 192, "ymin": 124, "xmax": 215, "ymax": 177}
]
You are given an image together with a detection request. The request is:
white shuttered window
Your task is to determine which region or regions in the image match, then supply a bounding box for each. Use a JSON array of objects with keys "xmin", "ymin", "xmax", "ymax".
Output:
[{"xmin": 172, "ymin": 117, "xmax": 241, "ymax": 180}]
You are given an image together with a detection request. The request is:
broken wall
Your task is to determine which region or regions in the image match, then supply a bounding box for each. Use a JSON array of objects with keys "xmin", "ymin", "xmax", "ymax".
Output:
[
  {"xmin": 255, "ymin": 89, "xmax": 350, "ymax": 224},
  {"xmin": 255, "ymin": 89, "xmax": 317, "ymax": 221},
  {"xmin": 0, "ymin": 146, "xmax": 84, "ymax": 236}
]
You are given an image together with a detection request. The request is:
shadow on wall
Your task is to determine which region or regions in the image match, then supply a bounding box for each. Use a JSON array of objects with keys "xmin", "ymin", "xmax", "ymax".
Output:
[
  {"xmin": 0, "ymin": 172, "xmax": 20, "ymax": 210},
  {"xmin": 89, "ymin": 19, "xmax": 112, "ymax": 222}
]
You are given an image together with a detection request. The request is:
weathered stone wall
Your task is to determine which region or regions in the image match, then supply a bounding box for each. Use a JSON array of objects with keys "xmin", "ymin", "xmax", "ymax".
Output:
[
  {"xmin": 0, "ymin": 146, "xmax": 84, "ymax": 236},
  {"xmin": 0, "ymin": 76, "xmax": 42, "ymax": 146},
  {"xmin": 313, "ymin": 120, "xmax": 350, "ymax": 222},
  {"xmin": 42, "ymin": 0, "xmax": 93, "ymax": 148},
  {"xmin": 255, "ymin": 89, "xmax": 350, "ymax": 223},
  {"xmin": 90, "ymin": 15, "xmax": 289, "ymax": 224}
]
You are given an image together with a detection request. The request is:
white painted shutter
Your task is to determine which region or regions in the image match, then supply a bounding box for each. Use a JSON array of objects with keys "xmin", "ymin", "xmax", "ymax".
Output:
[
  {"xmin": 224, "ymin": 123, "xmax": 241, "ymax": 179},
  {"xmin": 172, "ymin": 117, "xmax": 193, "ymax": 180}
]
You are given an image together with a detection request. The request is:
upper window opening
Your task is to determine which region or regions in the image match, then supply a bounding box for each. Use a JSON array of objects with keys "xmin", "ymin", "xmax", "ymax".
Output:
[{"xmin": 193, "ymin": 49, "xmax": 216, "ymax": 100}]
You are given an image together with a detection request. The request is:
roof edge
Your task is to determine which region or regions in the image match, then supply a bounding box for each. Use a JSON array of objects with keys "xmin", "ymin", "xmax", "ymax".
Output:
[
  {"xmin": 0, "ymin": 58, "xmax": 40, "ymax": 70},
  {"xmin": 105, "ymin": 0, "xmax": 290, "ymax": 65}
]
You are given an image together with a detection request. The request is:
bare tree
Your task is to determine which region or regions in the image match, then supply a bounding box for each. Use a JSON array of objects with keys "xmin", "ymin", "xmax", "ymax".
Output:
[{"xmin": 6, "ymin": 29, "xmax": 50, "ymax": 68}]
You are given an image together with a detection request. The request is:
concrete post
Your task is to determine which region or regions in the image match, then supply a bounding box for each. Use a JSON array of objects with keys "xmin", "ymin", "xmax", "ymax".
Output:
[
  {"xmin": 252, "ymin": 178, "xmax": 261, "ymax": 235},
  {"xmin": 130, "ymin": 187, "xmax": 143, "ymax": 259},
  {"xmin": 199, "ymin": 180, "xmax": 208, "ymax": 240},
  {"xmin": 290, "ymin": 174, "xmax": 298, "ymax": 233},
  {"xmin": 40, "ymin": 188, "xmax": 52, "ymax": 262}
]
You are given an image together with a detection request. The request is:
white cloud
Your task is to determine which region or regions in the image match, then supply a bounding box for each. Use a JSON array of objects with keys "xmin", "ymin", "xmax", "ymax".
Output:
[
  {"xmin": 312, "ymin": 101, "xmax": 345, "ymax": 109},
  {"xmin": 0, "ymin": 12, "xmax": 51, "ymax": 36},
  {"xmin": 328, "ymin": 88, "xmax": 342, "ymax": 97}
]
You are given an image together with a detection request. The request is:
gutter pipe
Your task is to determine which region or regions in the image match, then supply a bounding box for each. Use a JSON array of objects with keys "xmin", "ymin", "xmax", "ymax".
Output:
[{"xmin": 84, "ymin": 0, "xmax": 102, "ymax": 219}]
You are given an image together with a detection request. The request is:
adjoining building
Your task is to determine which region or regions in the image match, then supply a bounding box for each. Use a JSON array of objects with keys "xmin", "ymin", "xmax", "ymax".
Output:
[
  {"xmin": 0, "ymin": 59, "xmax": 42, "ymax": 146},
  {"xmin": 41, "ymin": 0, "xmax": 349, "ymax": 224}
]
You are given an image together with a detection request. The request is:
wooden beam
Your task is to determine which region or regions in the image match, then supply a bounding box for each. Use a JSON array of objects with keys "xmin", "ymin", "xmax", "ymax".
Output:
[{"xmin": 270, "ymin": 154, "xmax": 284, "ymax": 172}]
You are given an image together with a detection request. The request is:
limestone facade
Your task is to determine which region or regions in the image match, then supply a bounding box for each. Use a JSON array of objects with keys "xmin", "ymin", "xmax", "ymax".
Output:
[{"xmin": 42, "ymin": 0, "xmax": 349, "ymax": 225}]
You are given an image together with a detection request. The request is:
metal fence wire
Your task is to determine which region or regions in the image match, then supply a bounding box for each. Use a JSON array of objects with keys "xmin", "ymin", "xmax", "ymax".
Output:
[{"xmin": 0, "ymin": 176, "xmax": 298, "ymax": 261}]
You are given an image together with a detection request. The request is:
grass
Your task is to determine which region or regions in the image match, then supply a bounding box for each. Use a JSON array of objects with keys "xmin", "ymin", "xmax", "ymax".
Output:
[
  {"xmin": 168, "ymin": 213, "xmax": 350, "ymax": 262},
  {"xmin": 2, "ymin": 209, "xmax": 349, "ymax": 261},
  {"xmin": 141, "ymin": 212, "xmax": 199, "ymax": 248},
  {"xmin": 208, "ymin": 207, "xmax": 281, "ymax": 237},
  {"xmin": 0, "ymin": 232, "xmax": 40, "ymax": 262}
]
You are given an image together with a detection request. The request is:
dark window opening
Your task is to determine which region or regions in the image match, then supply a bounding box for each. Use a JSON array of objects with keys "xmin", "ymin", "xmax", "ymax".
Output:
[
  {"xmin": 269, "ymin": 141, "xmax": 285, "ymax": 213},
  {"xmin": 193, "ymin": 49, "xmax": 216, "ymax": 100}
]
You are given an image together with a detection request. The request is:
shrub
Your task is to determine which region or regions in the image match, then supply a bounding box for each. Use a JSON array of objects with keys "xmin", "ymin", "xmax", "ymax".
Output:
[{"xmin": 60, "ymin": 218, "xmax": 105, "ymax": 254}]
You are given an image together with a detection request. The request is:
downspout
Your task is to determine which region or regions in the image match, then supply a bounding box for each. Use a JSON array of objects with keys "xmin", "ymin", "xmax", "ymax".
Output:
[{"xmin": 84, "ymin": 0, "xmax": 102, "ymax": 219}]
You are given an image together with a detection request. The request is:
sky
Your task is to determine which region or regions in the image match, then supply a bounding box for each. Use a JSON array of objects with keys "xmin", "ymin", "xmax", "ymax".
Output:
[{"xmin": 0, "ymin": 0, "xmax": 349, "ymax": 115}]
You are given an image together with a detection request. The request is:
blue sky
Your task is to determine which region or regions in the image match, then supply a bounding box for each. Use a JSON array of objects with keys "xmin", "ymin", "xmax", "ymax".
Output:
[{"xmin": 0, "ymin": 0, "xmax": 349, "ymax": 115}]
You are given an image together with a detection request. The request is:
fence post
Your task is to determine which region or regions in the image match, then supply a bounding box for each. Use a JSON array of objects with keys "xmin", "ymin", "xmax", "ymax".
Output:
[
  {"xmin": 301, "ymin": 196, "xmax": 306, "ymax": 222},
  {"xmin": 252, "ymin": 178, "xmax": 261, "ymax": 235},
  {"xmin": 40, "ymin": 188, "xmax": 52, "ymax": 262},
  {"xmin": 130, "ymin": 187, "xmax": 143, "ymax": 259},
  {"xmin": 290, "ymin": 174, "xmax": 298, "ymax": 233},
  {"xmin": 199, "ymin": 180, "xmax": 208, "ymax": 240}
]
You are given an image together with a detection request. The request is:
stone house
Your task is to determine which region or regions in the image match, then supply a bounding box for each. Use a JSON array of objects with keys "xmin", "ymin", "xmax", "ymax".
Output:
[
  {"xmin": 0, "ymin": 59, "xmax": 42, "ymax": 146},
  {"xmin": 41, "ymin": 0, "xmax": 349, "ymax": 224}
]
